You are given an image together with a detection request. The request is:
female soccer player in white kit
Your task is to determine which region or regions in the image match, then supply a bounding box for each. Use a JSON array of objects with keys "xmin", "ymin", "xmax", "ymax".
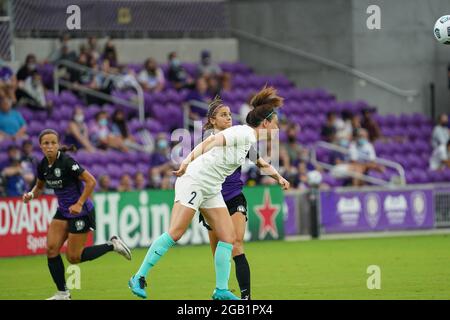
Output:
[{"xmin": 128, "ymin": 86, "xmax": 289, "ymax": 300}]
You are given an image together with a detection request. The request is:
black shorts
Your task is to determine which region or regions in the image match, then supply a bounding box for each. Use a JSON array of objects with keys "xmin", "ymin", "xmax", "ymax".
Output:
[
  {"xmin": 199, "ymin": 193, "xmax": 248, "ymax": 231},
  {"xmin": 53, "ymin": 209, "xmax": 96, "ymax": 234}
]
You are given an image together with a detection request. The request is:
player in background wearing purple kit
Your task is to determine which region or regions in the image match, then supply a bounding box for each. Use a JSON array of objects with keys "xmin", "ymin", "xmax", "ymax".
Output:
[
  {"xmin": 23, "ymin": 129, "xmax": 131, "ymax": 300},
  {"xmin": 199, "ymin": 90, "xmax": 290, "ymax": 299}
]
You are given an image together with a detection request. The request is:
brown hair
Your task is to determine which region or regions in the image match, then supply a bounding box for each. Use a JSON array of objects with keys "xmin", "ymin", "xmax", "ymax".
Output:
[
  {"xmin": 38, "ymin": 129, "xmax": 77, "ymax": 153},
  {"xmin": 203, "ymin": 95, "xmax": 226, "ymax": 131},
  {"xmin": 246, "ymin": 86, "xmax": 283, "ymax": 127}
]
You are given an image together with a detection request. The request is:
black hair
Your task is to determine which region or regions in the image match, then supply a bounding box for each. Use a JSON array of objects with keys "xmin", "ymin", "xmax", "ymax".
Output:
[{"xmin": 38, "ymin": 129, "xmax": 77, "ymax": 153}]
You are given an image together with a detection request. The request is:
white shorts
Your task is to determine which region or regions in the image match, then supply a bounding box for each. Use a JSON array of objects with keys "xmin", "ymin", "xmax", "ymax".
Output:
[{"xmin": 174, "ymin": 175, "xmax": 226, "ymax": 211}]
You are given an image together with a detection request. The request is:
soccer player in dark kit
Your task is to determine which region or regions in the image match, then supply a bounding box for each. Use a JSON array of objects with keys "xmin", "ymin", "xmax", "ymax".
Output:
[
  {"xmin": 23, "ymin": 129, "xmax": 132, "ymax": 300},
  {"xmin": 199, "ymin": 89, "xmax": 290, "ymax": 299}
]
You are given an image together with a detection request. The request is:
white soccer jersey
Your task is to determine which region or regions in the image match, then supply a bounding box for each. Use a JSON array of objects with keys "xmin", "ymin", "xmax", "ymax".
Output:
[{"xmin": 185, "ymin": 125, "xmax": 257, "ymax": 195}]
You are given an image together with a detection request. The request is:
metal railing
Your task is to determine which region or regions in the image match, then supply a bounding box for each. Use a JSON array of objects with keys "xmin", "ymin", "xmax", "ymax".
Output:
[
  {"xmin": 311, "ymin": 141, "xmax": 406, "ymax": 186},
  {"xmin": 231, "ymin": 28, "xmax": 419, "ymax": 100},
  {"xmin": 53, "ymin": 60, "xmax": 145, "ymax": 122}
]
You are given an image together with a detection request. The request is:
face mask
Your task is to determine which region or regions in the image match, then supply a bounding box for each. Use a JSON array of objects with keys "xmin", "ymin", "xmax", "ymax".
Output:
[
  {"xmin": 171, "ymin": 59, "xmax": 180, "ymax": 67},
  {"xmin": 75, "ymin": 114, "xmax": 84, "ymax": 123},
  {"xmin": 28, "ymin": 63, "xmax": 36, "ymax": 70},
  {"xmin": 158, "ymin": 140, "xmax": 168, "ymax": 149},
  {"xmin": 339, "ymin": 139, "xmax": 349, "ymax": 148},
  {"xmin": 357, "ymin": 138, "xmax": 367, "ymax": 146},
  {"xmin": 99, "ymin": 118, "xmax": 108, "ymax": 127}
]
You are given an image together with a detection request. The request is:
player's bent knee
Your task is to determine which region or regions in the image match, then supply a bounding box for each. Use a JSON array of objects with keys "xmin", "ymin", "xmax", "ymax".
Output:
[
  {"xmin": 168, "ymin": 229, "xmax": 183, "ymax": 242},
  {"xmin": 47, "ymin": 245, "xmax": 61, "ymax": 257},
  {"xmin": 232, "ymin": 241, "xmax": 244, "ymax": 256},
  {"xmin": 66, "ymin": 253, "xmax": 81, "ymax": 264}
]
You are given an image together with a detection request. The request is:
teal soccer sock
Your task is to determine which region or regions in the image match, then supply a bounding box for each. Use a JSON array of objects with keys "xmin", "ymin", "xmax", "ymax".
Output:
[
  {"xmin": 214, "ymin": 241, "xmax": 233, "ymax": 290},
  {"xmin": 137, "ymin": 232, "xmax": 175, "ymax": 278}
]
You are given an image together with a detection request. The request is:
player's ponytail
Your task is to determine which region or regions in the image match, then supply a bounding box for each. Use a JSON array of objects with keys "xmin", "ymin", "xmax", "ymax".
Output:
[
  {"xmin": 246, "ymin": 86, "xmax": 283, "ymax": 128},
  {"xmin": 59, "ymin": 145, "xmax": 77, "ymax": 153},
  {"xmin": 203, "ymin": 95, "xmax": 225, "ymax": 131}
]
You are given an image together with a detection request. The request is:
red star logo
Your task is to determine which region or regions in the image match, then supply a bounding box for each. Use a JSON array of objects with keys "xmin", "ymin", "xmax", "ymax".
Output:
[{"xmin": 255, "ymin": 190, "xmax": 280, "ymax": 239}]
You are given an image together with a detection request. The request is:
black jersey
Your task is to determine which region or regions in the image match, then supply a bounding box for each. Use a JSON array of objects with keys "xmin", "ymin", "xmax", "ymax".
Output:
[{"xmin": 37, "ymin": 151, "xmax": 94, "ymax": 218}]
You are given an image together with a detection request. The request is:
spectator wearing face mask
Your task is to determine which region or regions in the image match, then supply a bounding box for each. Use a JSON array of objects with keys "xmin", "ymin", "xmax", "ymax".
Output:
[
  {"xmin": 432, "ymin": 114, "xmax": 449, "ymax": 149},
  {"xmin": 138, "ymin": 58, "xmax": 165, "ymax": 93},
  {"xmin": 65, "ymin": 106, "xmax": 96, "ymax": 152},
  {"xmin": 348, "ymin": 128, "xmax": 384, "ymax": 186},
  {"xmin": 90, "ymin": 111, "xmax": 128, "ymax": 152},
  {"xmin": 16, "ymin": 54, "xmax": 38, "ymax": 83},
  {"xmin": 20, "ymin": 70, "xmax": 53, "ymax": 112},
  {"xmin": 167, "ymin": 51, "xmax": 194, "ymax": 90},
  {"xmin": 197, "ymin": 50, "xmax": 222, "ymax": 79},
  {"xmin": 149, "ymin": 134, "xmax": 173, "ymax": 188}
]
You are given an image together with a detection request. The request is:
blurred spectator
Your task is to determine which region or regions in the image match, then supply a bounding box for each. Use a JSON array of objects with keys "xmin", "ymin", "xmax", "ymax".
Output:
[
  {"xmin": 117, "ymin": 174, "xmax": 133, "ymax": 192},
  {"xmin": 111, "ymin": 109, "xmax": 152, "ymax": 154},
  {"xmin": 149, "ymin": 134, "xmax": 173, "ymax": 188},
  {"xmin": 185, "ymin": 77, "xmax": 211, "ymax": 121},
  {"xmin": 429, "ymin": 140, "xmax": 450, "ymax": 170},
  {"xmin": 98, "ymin": 174, "xmax": 114, "ymax": 192},
  {"xmin": 16, "ymin": 54, "xmax": 38, "ymax": 82},
  {"xmin": 0, "ymin": 145, "xmax": 33, "ymax": 196},
  {"xmin": 0, "ymin": 88, "xmax": 27, "ymax": 142},
  {"xmin": 0, "ymin": 60, "xmax": 17, "ymax": 90},
  {"xmin": 197, "ymin": 50, "xmax": 222, "ymax": 79},
  {"xmin": 21, "ymin": 139, "xmax": 39, "ymax": 182},
  {"xmin": 432, "ymin": 113, "xmax": 449, "ymax": 149},
  {"xmin": 361, "ymin": 108, "xmax": 381, "ymax": 142},
  {"xmin": 239, "ymin": 94, "xmax": 253, "ymax": 124},
  {"xmin": 115, "ymin": 65, "xmax": 139, "ymax": 90},
  {"xmin": 282, "ymin": 123, "xmax": 303, "ymax": 166},
  {"xmin": 350, "ymin": 113, "xmax": 362, "ymax": 138},
  {"xmin": 48, "ymin": 39, "xmax": 77, "ymax": 64},
  {"xmin": 335, "ymin": 110, "xmax": 353, "ymax": 141},
  {"xmin": 90, "ymin": 111, "xmax": 128, "ymax": 152},
  {"xmin": 348, "ymin": 129, "xmax": 384, "ymax": 186},
  {"xmin": 160, "ymin": 168, "xmax": 176, "ymax": 190},
  {"xmin": 321, "ymin": 112, "xmax": 337, "ymax": 143},
  {"xmin": 134, "ymin": 172, "xmax": 147, "ymax": 190},
  {"xmin": 89, "ymin": 59, "xmax": 115, "ymax": 105},
  {"xmin": 65, "ymin": 106, "xmax": 96, "ymax": 152},
  {"xmin": 167, "ymin": 51, "xmax": 194, "ymax": 90},
  {"xmin": 138, "ymin": 58, "xmax": 165, "ymax": 93},
  {"xmin": 20, "ymin": 70, "xmax": 53, "ymax": 112},
  {"xmin": 102, "ymin": 39, "xmax": 119, "ymax": 70},
  {"xmin": 86, "ymin": 36, "xmax": 100, "ymax": 61}
]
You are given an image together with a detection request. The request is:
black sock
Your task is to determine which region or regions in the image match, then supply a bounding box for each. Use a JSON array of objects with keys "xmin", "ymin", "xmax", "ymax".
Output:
[
  {"xmin": 233, "ymin": 254, "xmax": 251, "ymax": 299},
  {"xmin": 80, "ymin": 244, "xmax": 114, "ymax": 262},
  {"xmin": 47, "ymin": 255, "xmax": 67, "ymax": 291}
]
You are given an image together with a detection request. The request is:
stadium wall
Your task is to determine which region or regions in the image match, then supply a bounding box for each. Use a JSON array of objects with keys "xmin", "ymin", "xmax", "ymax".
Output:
[
  {"xmin": 230, "ymin": 0, "xmax": 450, "ymax": 117},
  {"xmin": 14, "ymin": 38, "xmax": 239, "ymax": 64}
]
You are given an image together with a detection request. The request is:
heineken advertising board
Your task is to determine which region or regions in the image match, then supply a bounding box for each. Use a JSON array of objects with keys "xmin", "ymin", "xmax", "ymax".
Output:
[{"xmin": 93, "ymin": 186, "xmax": 285, "ymax": 248}]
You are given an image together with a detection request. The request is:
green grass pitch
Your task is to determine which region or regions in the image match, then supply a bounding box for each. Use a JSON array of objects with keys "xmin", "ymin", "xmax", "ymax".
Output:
[{"xmin": 1, "ymin": 234, "xmax": 449, "ymax": 300}]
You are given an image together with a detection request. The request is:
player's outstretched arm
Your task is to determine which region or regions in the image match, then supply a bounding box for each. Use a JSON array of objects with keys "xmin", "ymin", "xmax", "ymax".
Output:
[
  {"xmin": 256, "ymin": 157, "xmax": 290, "ymax": 190},
  {"xmin": 173, "ymin": 133, "xmax": 226, "ymax": 177},
  {"xmin": 23, "ymin": 179, "xmax": 45, "ymax": 203}
]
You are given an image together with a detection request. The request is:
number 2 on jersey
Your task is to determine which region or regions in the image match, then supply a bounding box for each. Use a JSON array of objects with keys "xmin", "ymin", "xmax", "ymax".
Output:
[{"xmin": 188, "ymin": 191, "xmax": 197, "ymax": 205}]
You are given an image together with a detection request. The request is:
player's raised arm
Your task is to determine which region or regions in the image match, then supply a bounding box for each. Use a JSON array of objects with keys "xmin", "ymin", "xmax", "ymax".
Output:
[
  {"xmin": 23, "ymin": 178, "xmax": 46, "ymax": 203},
  {"xmin": 173, "ymin": 133, "xmax": 226, "ymax": 177},
  {"xmin": 256, "ymin": 157, "xmax": 290, "ymax": 190}
]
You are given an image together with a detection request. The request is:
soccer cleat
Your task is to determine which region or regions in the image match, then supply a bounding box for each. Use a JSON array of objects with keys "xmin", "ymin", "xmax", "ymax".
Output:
[
  {"xmin": 212, "ymin": 288, "xmax": 240, "ymax": 300},
  {"xmin": 128, "ymin": 275, "xmax": 147, "ymax": 299},
  {"xmin": 46, "ymin": 291, "xmax": 71, "ymax": 300},
  {"xmin": 110, "ymin": 236, "xmax": 132, "ymax": 260}
]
